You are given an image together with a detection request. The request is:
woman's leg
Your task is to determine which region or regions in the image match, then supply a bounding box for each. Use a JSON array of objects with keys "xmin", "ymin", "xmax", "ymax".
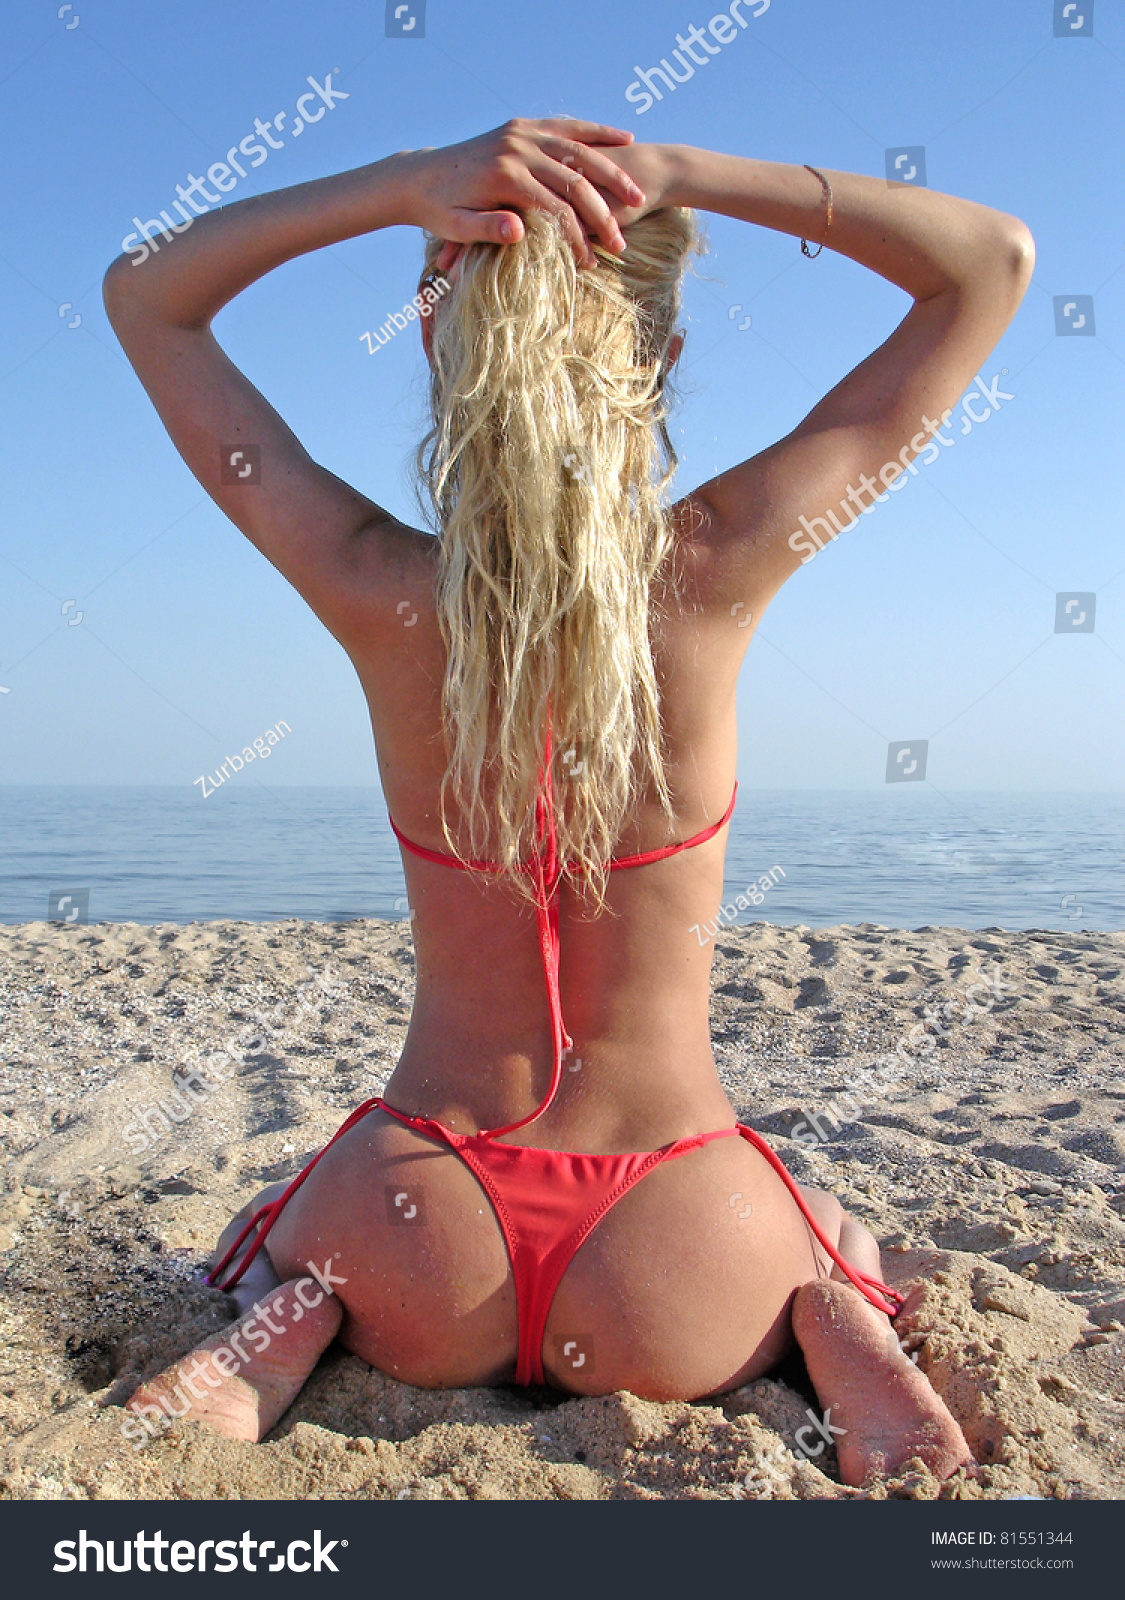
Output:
[
  {"xmin": 125, "ymin": 1277, "xmax": 342, "ymax": 1445},
  {"xmin": 124, "ymin": 1184, "xmax": 342, "ymax": 1446},
  {"xmin": 209, "ymin": 1180, "xmax": 288, "ymax": 1318},
  {"xmin": 789, "ymin": 1197, "xmax": 973, "ymax": 1486}
]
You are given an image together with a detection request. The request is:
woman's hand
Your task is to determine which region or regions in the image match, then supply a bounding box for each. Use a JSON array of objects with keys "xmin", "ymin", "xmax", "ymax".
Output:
[
  {"xmin": 399, "ymin": 118, "xmax": 648, "ymax": 267},
  {"xmin": 589, "ymin": 142, "xmax": 680, "ymax": 228}
]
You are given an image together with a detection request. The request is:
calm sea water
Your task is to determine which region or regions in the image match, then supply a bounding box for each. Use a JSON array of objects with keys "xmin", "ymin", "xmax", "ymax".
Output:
[{"xmin": 1, "ymin": 786, "xmax": 1122, "ymax": 931}]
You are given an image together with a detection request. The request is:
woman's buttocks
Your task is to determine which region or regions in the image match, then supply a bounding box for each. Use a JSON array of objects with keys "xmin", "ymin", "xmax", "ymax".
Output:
[{"xmin": 269, "ymin": 1110, "xmax": 815, "ymax": 1397}]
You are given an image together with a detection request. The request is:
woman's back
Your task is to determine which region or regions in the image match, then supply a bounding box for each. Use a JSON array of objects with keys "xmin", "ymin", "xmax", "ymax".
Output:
[{"xmin": 351, "ymin": 507, "xmax": 744, "ymax": 1150}]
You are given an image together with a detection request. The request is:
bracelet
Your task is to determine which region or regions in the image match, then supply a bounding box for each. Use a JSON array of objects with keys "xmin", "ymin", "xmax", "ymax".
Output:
[{"xmin": 800, "ymin": 165, "xmax": 834, "ymax": 259}]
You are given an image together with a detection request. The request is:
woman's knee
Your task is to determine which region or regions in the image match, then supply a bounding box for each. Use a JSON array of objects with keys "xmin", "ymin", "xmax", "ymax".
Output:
[
  {"xmin": 213, "ymin": 1180, "xmax": 289, "ymax": 1259},
  {"xmin": 796, "ymin": 1183, "xmax": 845, "ymax": 1250},
  {"xmin": 835, "ymin": 1210, "xmax": 882, "ymax": 1280},
  {"xmin": 229, "ymin": 1180, "xmax": 288, "ymax": 1228}
]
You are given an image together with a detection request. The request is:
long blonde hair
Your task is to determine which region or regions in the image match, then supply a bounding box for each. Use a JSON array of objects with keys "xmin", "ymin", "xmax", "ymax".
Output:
[{"xmin": 417, "ymin": 206, "xmax": 702, "ymax": 907}]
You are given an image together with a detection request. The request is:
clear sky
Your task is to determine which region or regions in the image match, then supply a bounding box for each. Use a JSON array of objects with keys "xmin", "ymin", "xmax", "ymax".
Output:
[{"xmin": 1, "ymin": 0, "xmax": 1122, "ymax": 793}]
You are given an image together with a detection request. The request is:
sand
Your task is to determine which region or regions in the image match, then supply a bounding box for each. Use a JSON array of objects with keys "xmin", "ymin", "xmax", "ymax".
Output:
[{"xmin": 1, "ymin": 916, "xmax": 1122, "ymax": 1501}]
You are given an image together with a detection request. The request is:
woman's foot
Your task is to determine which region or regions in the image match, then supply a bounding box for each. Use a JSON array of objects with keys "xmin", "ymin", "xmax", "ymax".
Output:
[
  {"xmin": 792, "ymin": 1279, "xmax": 973, "ymax": 1487},
  {"xmin": 126, "ymin": 1277, "xmax": 343, "ymax": 1444}
]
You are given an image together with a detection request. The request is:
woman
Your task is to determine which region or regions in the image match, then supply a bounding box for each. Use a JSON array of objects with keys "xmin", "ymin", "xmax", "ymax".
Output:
[{"xmin": 106, "ymin": 118, "xmax": 1032, "ymax": 1485}]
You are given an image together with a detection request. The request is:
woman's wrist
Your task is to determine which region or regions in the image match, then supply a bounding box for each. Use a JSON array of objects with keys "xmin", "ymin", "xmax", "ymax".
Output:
[
  {"xmin": 659, "ymin": 148, "xmax": 1022, "ymax": 301},
  {"xmin": 372, "ymin": 148, "xmax": 434, "ymax": 231},
  {"xmin": 657, "ymin": 145, "xmax": 699, "ymax": 211}
]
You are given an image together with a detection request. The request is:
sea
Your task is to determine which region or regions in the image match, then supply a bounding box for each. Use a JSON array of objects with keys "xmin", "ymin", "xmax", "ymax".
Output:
[{"xmin": 1, "ymin": 786, "xmax": 1122, "ymax": 932}]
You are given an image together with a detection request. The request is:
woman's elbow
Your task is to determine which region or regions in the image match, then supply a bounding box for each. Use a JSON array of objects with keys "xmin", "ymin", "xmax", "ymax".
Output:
[
  {"xmin": 102, "ymin": 252, "xmax": 139, "ymax": 327},
  {"xmin": 966, "ymin": 215, "xmax": 1035, "ymax": 312},
  {"xmin": 1003, "ymin": 218, "xmax": 1036, "ymax": 287},
  {"xmin": 980, "ymin": 214, "xmax": 1034, "ymax": 297}
]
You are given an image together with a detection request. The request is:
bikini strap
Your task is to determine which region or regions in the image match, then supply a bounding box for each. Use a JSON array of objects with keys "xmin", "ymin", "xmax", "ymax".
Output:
[
  {"xmin": 608, "ymin": 783, "xmax": 738, "ymax": 871},
  {"xmin": 206, "ymin": 1096, "xmax": 384, "ymax": 1291},
  {"xmin": 478, "ymin": 714, "xmax": 571, "ymax": 1139},
  {"xmin": 388, "ymin": 813, "xmax": 509, "ymax": 876},
  {"xmin": 387, "ymin": 732, "xmax": 736, "ymax": 1144},
  {"xmin": 736, "ymin": 1124, "xmax": 904, "ymax": 1318}
]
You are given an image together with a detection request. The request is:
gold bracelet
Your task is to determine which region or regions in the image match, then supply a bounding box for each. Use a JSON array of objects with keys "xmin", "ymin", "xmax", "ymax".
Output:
[{"xmin": 800, "ymin": 165, "xmax": 834, "ymax": 259}]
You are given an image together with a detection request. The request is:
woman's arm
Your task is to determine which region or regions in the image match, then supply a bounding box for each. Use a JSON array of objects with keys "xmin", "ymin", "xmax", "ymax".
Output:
[
  {"xmin": 103, "ymin": 119, "xmax": 645, "ymax": 649},
  {"xmin": 610, "ymin": 145, "xmax": 1034, "ymax": 629},
  {"xmin": 661, "ymin": 148, "xmax": 1031, "ymax": 303}
]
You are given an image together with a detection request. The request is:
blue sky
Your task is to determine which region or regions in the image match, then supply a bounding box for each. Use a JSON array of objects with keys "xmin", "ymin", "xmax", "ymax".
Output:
[{"xmin": 1, "ymin": 0, "xmax": 1122, "ymax": 793}]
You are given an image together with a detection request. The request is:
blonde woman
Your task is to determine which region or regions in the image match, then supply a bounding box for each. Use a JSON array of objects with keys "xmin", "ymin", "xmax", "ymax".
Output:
[{"xmin": 105, "ymin": 118, "xmax": 1032, "ymax": 1484}]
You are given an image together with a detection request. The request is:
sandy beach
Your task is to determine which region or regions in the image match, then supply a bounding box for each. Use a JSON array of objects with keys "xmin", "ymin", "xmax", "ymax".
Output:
[{"xmin": 1, "ymin": 915, "xmax": 1122, "ymax": 1501}]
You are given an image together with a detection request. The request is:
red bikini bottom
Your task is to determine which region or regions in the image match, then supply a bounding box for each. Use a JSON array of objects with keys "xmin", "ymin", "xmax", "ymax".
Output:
[{"xmin": 209, "ymin": 1097, "xmax": 902, "ymax": 1385}]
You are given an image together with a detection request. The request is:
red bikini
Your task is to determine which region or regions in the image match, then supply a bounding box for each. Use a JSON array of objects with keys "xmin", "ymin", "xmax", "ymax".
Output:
[{"xmin": 209, "ymin": 741, "xmax": 902, "ymax": 1383}]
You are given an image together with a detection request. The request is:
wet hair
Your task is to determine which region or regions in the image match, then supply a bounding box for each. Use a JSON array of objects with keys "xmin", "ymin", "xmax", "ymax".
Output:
[{"xmin": 416, "ymin": 205, "xmax": 702, "ymax": 906}]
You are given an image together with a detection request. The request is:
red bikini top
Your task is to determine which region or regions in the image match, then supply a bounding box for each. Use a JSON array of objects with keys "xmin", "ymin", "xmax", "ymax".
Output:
[{"xmin": 389, "ymin": 724, "xmax": 737, "ymax": 1141}]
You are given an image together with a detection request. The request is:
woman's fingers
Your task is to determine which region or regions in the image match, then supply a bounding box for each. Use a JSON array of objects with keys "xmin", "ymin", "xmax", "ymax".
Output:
[
  {"xmin": 445, "ymin": 206, "xmax": 525, "ymax": 247},
  {"xmin": 539, "ymin": 118, "xmax": 634, "ymax": 147},
  {"xmin": 423, "ymin": 120, "xmax": 648, "ymax": 265},
  {"xmin": 548, "ymin": 138, "xmax": 646, "ymax": 208},
  {"xmin": 537, "ymin": 157, "xmax": 627, "ymax": 256},
  {"xmin": 517, "ymin": 176, "xmax": 595, "ymax": 263}
]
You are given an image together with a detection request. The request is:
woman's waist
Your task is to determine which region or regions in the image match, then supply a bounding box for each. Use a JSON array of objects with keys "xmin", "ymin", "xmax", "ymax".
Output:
[{"xmin": 384, "ymin": 1027, "xmax": 733, "ymax": 1148}]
